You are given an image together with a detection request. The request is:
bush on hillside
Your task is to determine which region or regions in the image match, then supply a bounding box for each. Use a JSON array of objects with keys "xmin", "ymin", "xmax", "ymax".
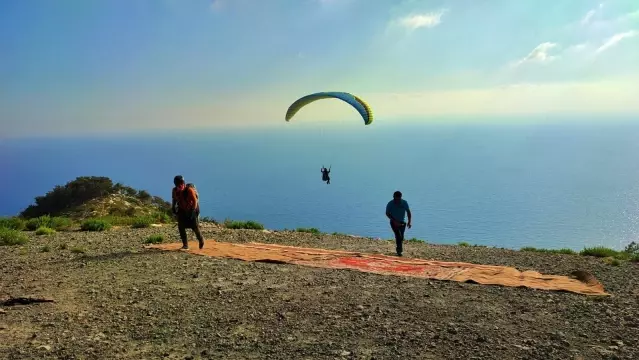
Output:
[
  {"xmin": 223, "ymin": 219, "xmax": 264, "ymax": 230},
  {"xmin": 296, "ymin": 227, "xmax": 322, "ymax": 235},
  {"xmin": 81, "ymin": 219, "xmax": 112, "ymax": 232},
  {"xmin": 0, "ymin": 228, "xmax": 29, "ymax": 246},
  {"xmin": 21, "ymin": 176, "xmax": 115, "ymax": 218},
  {"xmin": 521, "ymin": 247, "xmax": 577, "ymax": 255},
  {"xmin": 25, "ymin": 215, "xmax": 73, "ymax": 231},
  {"xmin": 20, "ymin": 176, "xmax": 173, "ymax": 219},
  {"xmin": 132, "ymin": 217, "xmax": 152, "ymax": 229},
  {"xmin": 35, "ymin": 226, "xmax": 56, "ymax": 236},
  {"xmin": 0, "ymin": 217, "xmax": 27, "ymax": 231},
  {"xmin": 580, "ymin": 246, "xmax": 623, "ymax": 259},
  {"xmin": 145, "ymin": 234, "xmax": 164, "ymax": 244}
]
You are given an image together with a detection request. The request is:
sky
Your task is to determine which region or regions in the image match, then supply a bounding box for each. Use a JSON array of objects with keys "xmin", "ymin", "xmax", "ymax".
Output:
[{"xmin": 1, "ymin": 0, "xmax": 639, "ymax": 137}]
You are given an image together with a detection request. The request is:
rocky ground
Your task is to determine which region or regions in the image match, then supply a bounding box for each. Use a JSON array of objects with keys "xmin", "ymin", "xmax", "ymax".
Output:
[{"xmin": 1, "ymin": 223, "xmax": 638, "ymax": 360}]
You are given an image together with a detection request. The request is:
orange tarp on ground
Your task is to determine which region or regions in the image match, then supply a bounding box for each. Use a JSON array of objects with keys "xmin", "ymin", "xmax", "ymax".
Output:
[{"xmin": 145, "ymin": 240, "xmax": 609, "ymax": 296}]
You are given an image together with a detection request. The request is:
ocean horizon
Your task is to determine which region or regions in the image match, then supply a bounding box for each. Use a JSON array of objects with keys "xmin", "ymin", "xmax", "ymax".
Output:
[{"xmin": 2, "ymin": 118, "xmax": 639, "ymax": 252}]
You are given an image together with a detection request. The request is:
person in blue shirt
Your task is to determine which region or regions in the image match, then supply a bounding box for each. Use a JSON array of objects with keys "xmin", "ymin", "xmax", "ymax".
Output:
[{"xmin": 386, "ymin": 190, "xmax": 412, "ymax": 256}]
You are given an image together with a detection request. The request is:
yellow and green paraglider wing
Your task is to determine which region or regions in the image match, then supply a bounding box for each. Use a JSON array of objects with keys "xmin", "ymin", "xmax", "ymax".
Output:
[{"xmin": 285, "ymin": 91, "xmax": 373, "ymax": 125}]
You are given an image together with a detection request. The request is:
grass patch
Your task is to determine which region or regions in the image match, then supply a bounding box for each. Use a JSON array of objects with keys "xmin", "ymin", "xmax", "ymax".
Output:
[
  {"xmin": 25, "ymin": 215, "xmax": 73, "ymax": 231},
  {"xmin": 81, "ymin": 218, "xmax": 112, "ymax": 232},
  {"xmin": 201, "ymin": 216, "xmax": 218, "ymax": 224},
  {"xmin": 296, "ymin": 227, "xmax": 322, "ymax": 235},
  {"xmin": 331, "ymin": 232, "xmax": 348, "ymax": 236},
  {"xmin": 223, "ymin": 219, "xmax": 264, "ymax": 230},
  {"xmin": 580, "ymin": 246, "xmax": 620, "ymax": 258},
  {"xmin": 520, "ymin": 247, "xmax": 577, "ymax": 255},
  {"xmin": 70, "ymin": 247, "xmax": 86, "ymax": 254},
  {"xmin": 41, "ymin": 245, "xmax": 51, "ymax": 252},
  {"xmin": 0, "ymin": 217, "xmax": 27, "ymax": 231},
  {"xmin": 458, "ymin": 241, "xmax": 470, "ymax": 247},
  {"xmin": 0, "ymin": 228, "xmax": 29, "ymax": 246},
  {"xmin": 604, "ymin": 257, "xmax": 622, "ymax": 266},
  {"xmin": 145, "ymin": 234, "xmax": 164, "ymax": 244},
  {"xmin": 132, "ymin": 217, "xmax": 153, "ymax": 229},
  {"xmin": 407, "ymin": 237, "xmax": 424, "ymax": 243},
  {"xmin": 35, "ymin": 226, "xmax": 56, "ymax": 236}
]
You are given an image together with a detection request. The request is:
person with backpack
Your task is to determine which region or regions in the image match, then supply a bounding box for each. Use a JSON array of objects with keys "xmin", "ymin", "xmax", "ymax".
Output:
[
  {"xmin": 385, "ymin": 190, "xmax": 412, "ymax": 257},
  {"xmin": 171, "ymin": 175, "xmax": 205, "ymax": 250}
]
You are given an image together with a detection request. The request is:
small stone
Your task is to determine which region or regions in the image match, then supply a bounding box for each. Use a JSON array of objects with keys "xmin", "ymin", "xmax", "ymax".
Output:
[
  {"xmin": 340, "ymin": 350, "xmax": 351, "ymax": 356},
  {"xmin": 615, "ymin": 340, "xmax": 624, "ymax": 347}
]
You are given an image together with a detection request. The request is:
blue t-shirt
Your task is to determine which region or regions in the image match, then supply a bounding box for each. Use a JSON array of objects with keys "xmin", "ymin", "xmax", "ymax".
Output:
[{"xmin": 386, "ymin": 199, "xmax": 410, "ymax": 223}]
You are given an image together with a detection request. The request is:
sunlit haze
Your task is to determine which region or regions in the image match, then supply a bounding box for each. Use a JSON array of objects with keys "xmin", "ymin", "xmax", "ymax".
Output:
[{"xmin": 2, "ymin": 0, "xmax": 638, "ymax": 137}]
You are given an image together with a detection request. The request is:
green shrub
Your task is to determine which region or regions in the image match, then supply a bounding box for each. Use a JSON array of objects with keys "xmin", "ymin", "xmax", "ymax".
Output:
[
  {"xmin": 0, "ymin": 228, "xmax": 29, "ymax": 246},
  {"xmin": 580, "ymin": 246, "xmax": 620, "ymax": 258},
  {"xmin": 521, "ymin": 247, "xmax": 577, "ymax": 255},
  {"xmin": 0, "ymin": 217, "xmax": 27, "ymax": 231},
  {"xmin": 201, "ymin": 217, "xmax": 218, "ymax": 224},
  {"xmin": 407, "ymin": 237, "xmax": 424, "ymax": 243},
  {"xmin": 631, "ymin": 254, "xmax": 639, "ymax": 263},
  {"xmin": 94, "ymin": 216, "xmax": 133, "ymax": 226},
  {"xmin": 296, "ymin": 227, "xmax": 321, "ymax": 235},
  {"xmin": 223, "ymin": 219, "xmax": 264, "ymax": 230},
  {"xmin": 51, "ymin": 217, "xmax": 73, "ymax": 231},
  {"xmin": 25, "ymin": 215, "xmax": 73, "ymax": 231},
  {"xmin": 132, "ymin": 217, "xmax": 152, "ymax": 229},
  {"xmin": 145, "ymin": 234, "xmax": 164, "ymax": 244},
  {"xmin": 151, "ymin": 212, "xmax": 172, "ymax": 224},
  {"xmin": 81, "ymin": 219, "xmax": 112, "ymax": 232},
  {"xmin": 35, "ymin": 226, "xmax": 56, "ymax": 236},
  {"xmin": 458, "ymin": 241, "xmax": 470, "ymax": 247},
  {"xmin": 26, "ymin": 215, "xmax": 52, "ymax": 231}
]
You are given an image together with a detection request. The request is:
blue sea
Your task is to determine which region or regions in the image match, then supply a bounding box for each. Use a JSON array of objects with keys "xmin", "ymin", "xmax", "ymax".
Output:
[{"xmin": 2, "ymin": 118, "xmax": 639, "ymax": 251}]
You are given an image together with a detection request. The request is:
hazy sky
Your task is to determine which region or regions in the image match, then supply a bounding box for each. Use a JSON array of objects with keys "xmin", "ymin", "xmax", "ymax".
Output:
[{"xmin": 1, "ymin": 0, "xmax": 639, "ymax": 137}]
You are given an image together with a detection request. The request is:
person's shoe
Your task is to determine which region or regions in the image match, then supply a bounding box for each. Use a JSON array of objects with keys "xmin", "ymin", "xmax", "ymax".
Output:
[
  {"xmin": 198, "ymin": 240, "xmax": 204, "ymax": 250},
  {"xmin": 181, "ymin": 245, "xmax": 189, "ymax": 250},
  {"xmin": 397, "ymin": 252, "xmax": 403, "ymax": 257}
]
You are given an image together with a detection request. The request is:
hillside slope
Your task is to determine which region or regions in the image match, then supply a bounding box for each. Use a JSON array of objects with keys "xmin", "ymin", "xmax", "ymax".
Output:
[{"xmin": 18, "ymin": 176, "xmax": 171, "ymax": 219}]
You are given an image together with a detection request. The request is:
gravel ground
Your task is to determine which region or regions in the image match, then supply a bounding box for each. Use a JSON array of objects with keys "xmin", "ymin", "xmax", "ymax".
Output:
[{"xmin": 1, "ymin": 224, "xmax": 638, "ymax": 360}]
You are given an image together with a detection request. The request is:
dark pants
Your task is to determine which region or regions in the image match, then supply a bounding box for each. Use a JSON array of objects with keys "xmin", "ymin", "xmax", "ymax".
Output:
[
  {"xmin": 390, "ymin": 220, "xmax": 406, "ymax": 255},
  {"xmin": 177, "ymin": 211, "xmax": 204, "ymax": 248}
]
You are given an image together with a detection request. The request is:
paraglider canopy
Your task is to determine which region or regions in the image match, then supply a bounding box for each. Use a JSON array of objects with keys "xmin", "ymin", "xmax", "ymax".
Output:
[{"xmin": 285, "ymin": 91, "xmax": 373, "ymax": 125}]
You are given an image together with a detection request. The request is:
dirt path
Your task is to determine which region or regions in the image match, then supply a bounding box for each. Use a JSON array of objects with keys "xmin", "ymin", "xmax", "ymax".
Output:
[{"xmin": 1, "ymin": 225, "xmax": 638, "ymax": 359}]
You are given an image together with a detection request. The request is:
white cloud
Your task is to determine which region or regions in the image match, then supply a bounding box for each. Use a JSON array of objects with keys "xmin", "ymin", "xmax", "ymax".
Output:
[
  {"xmin": 595, "ymin": 30, "xmax": 638, "ymax": 54},
  {"xmin": 512, "ymin": 42, "xmax": 560, "ymax": 67},
  {"xmin": 397, "ymin": 9, "xmax": 447, "ymax": 31},
  {"xmin": 567, "ymin": 43, "xmax": 589, "ymax": 52}
]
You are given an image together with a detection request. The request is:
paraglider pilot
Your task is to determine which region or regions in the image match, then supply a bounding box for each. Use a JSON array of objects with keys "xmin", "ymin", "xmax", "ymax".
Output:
[{"xmin": 321, "ymin": 166, "xmax": 331, "ymax": 184}]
